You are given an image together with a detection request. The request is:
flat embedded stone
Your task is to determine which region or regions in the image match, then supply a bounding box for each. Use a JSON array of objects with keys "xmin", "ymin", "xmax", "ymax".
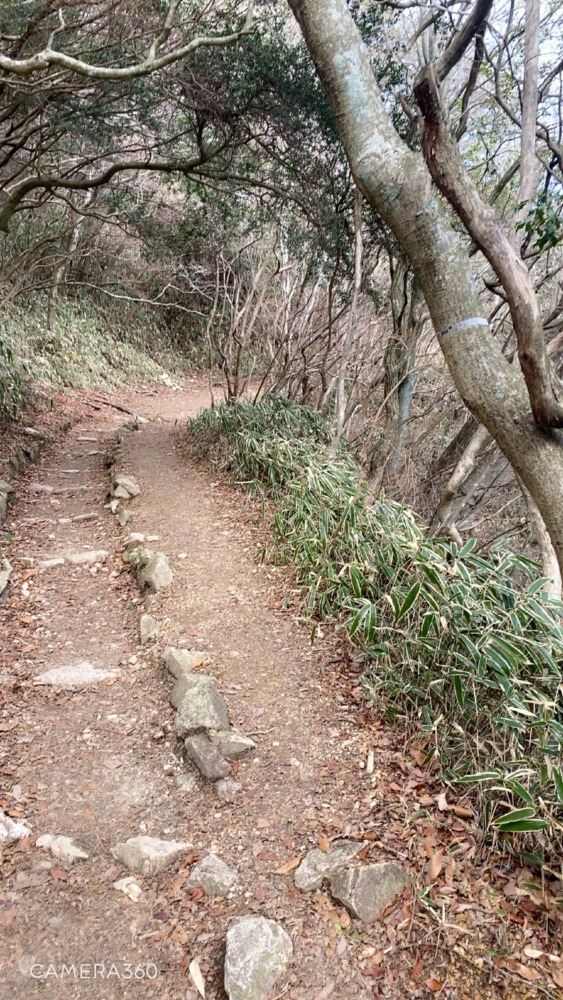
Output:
[
  {"xmin": 184, "ymin": 854, "xmax": 238, "ymax": 896},
  {"xmin": 224, "ymin": 916, "xmax": 292, "ymax": 1000},
  {"xmin": 294, "ymin": 839, "xmax": 364, "ymax": 891},
  {"xmin": 0, "ymin": 558, "xmax": 12, "ymax": 597},
  {"xmin": 112, "ymin": 836, "xmax": 190, "ymax": 876},
  {"xmin": 216, "ymin": 779, "xmax": 243, "ymax": 801},
  {"xmin": 184, "ymin": 734, "xmax": 231, "ymax": 779},
  {"xmin": 330, "ymin": 862, "xmax": 410, "ymax": 923},
  {"xmin": 67, "ymin": 549, "xmax": 109, "ymax": 565},
  {"xmin": 27, "ymin": 483, "xmax": 53, "ymax": 494},
  {"xmin": 33, "ymin": 661, "xmax": 118, "ymax": 689}
]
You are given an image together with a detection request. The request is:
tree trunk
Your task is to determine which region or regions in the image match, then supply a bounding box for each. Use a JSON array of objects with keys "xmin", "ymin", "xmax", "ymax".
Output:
[
  {"xmin": 384, "ymin": 251, "xmax": 424, "ymax": 476},
  {"xmin": 288, "ymin": 0, "xmax": 563, "ymax": 574}
]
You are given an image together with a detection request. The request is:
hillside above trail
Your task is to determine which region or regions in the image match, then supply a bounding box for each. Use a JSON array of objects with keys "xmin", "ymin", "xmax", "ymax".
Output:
[{"xmin": 0, "ymin": 383, "xmax": 560, "ymax": 1000}]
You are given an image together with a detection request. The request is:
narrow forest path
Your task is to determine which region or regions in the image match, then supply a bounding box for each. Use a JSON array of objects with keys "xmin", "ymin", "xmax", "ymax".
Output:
[{"xmin": 0, "ymin": 385, "xmax": 543, "ymax": 1000}]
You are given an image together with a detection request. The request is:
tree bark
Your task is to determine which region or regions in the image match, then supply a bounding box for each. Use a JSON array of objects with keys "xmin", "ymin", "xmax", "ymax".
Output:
[{"xmin": 288, "ymin": 0, "xmax": 563, "ymax": 573}]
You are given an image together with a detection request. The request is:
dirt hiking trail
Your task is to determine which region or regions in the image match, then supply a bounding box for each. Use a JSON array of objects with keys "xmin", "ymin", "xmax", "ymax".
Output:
[{"xmin": 0, "ymin": 383, "xmax": 551, "ymax": 1000}]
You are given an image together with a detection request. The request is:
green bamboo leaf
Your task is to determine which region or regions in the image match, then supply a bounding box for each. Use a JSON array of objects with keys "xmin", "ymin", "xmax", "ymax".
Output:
[
  {"xmin": 395, "ymin": 581, "xmax": 421, "ymax": 622},
  {"xmin": 495, "ymin": 807, "xmax": 536, "ymax": 826},
  {"xmin": 495, "ymin": 819, "xmax": 548, "ymax": 832}
]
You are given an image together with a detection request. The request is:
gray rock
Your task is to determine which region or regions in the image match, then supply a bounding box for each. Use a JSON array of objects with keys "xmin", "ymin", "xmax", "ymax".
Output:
[
  {"xmin": 138, "ymin": 552, "xmax": 172, "ymax": 592},
  {"xmin": 123, "ymin": 532, "xmax": 145, "ymax": 548},
  {"xmin": 110, "ymin": 473, "xmax": 140, "ymax": 499},
  {"xmin": 184, "ymin": 854, "xmax": 238, "ymax": 896},
  {"xmin": 0, "ymin": 479, "xmax": 14, "ymax": 494},
  {"xmin": 112, "ymin": 836, "xmax": 190, "ymax": 876},
  {"xmin": 36, "ymin": 834, "xmax": 89, "ymax": 862},
  {"xmin": 117, "ymin": 509, "xmax": 130, "ymax": 527},
  {"xmin": 175, "ymin": 773, "xmax": 197, "ymax": 793},
  {"xmin": 0, "ymin": 558, "xmax": 12, "ymax": 597},
  {"xmin": 184, "ymin": 734, "xmax": 231, "ymax": 779},
  {"xmin": 171, "ymin": 670, "xmax": 213, "ymax": 709},
  {"xmin": 163, "ymin": 647, "xmax": 208, "ymax": 678},
  {"xmin": 0, "ymin": 494, "xmax": 7, "ymax": 525},
  {"xmin": 27, "ymin": 483, "xmax": 53, "ymax": 494},
  {"xmin": 72, "ymin": 512, "xmax": 99, "ymax": 522},
  {"xmin": 109, "ymin": 499, "xmax": 120, "ymax": 514},
  {"xmin": 330, "ymin": 862, "xmax": 410, "ymax": 923},
  {"xmin": 140, "ymin": 614, "xmax": 158, "ymax": 643},
  {"xmin": 209, "ymin": 730, "xmax": 256, "ymax": 760},
  {"xmin": 33, "ymin": 661, "xmax": 118, "ymax": 689},
  {"xmin": 294, "ymin": 839, "xmax": 365, "ymax": 892},
  {"xmin": 23, "ymin": 427, "xmax": 46, "ymax": 439},
  {"xmin": 175, "ymin": 679, "xmax": 229, "ymax": 735},
  {"xmin": 39, "ymin": 558, "xmax": 65, "ymax": 570},
  {"xmin": 0, "ymin": 809, "xmax": 31, "ymax": 842},
  {"xmin": 216, "ymin": 779, "xmax": 243, "ymax": 802},
  {"xmin": 224, "ymin": 916, "xmax": 293, "ymax": 1000},
  {"xmin": 67, "ymin": 549, "xmax": 109, "ymax": 565}
]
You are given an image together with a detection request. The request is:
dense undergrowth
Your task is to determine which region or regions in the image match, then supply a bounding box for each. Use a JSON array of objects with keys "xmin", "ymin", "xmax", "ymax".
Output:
[
  {"xmin": 0, "ymin": 296, "xmax": 195, "ymax": 420},
  {"xmin": 188, "ymin": 395, "xmax": 563, "ymax": 865}
]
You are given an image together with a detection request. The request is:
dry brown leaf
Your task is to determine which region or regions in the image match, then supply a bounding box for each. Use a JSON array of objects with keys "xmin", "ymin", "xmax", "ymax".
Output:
[
  {"xmin": 189, "ymin": 958, "xmax": 205, "ymax": 998},
  {"xmin": 275, "ymin": 856, "xmax": 302, "ymax": 875},
  {"xmin": 551, "ymin": 966, "xmax": 563, "ymax": 988},
  {"xmin": 500, "ymin": 959, "xmax": 541, "ymax": 982},
  {"xmin": 317, "ymin": 835, "xmax": 330, "ymax": 853},
  {"xmin": 410, "ymin": 958, "xmax": 424, "ymax": 981},
  {"xmin": 425, "ymin": 976, "xmax": 444, "ymax": 992},
  {"xmin": 427, "ymin": 851, "xmax": 443, "ymax": 883},
  {"xmin": 451, "ymin": 805, "xmax": 474, "ymax": 819}
]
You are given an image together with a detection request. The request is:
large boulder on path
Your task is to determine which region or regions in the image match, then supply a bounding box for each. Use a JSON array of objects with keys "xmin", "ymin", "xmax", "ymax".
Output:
[{"xmin": 224, "ymin": 916, "xmax": 292, "ymax": 1000}]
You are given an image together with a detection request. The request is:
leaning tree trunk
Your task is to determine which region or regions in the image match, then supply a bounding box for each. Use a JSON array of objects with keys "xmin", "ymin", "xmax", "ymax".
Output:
[{"xmin": 288, "ymin": 0, "xmax": 563, "ymax": 576}]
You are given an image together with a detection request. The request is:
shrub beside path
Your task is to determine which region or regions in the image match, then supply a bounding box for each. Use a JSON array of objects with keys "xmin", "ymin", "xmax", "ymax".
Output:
[{"xmin": 0, "ymin": 383, "xmax": 558, "ymax": 999}]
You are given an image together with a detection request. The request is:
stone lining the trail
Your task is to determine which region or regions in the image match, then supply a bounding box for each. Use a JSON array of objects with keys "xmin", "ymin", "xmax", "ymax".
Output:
[
  {"xmin": 110, "ymin": 472, "xmax": 141, "ymax": 499},
  {"xmin": 184, "ymin": 854, "xmax": 238, "ymax": 896},
  {"xmin": 112, "ymin": 836, "xmax": 190, "ymax": 875},
  {"xmin": 175, "ymin": 677, "xmax": 230, "ymax": 735},
  {"xmin": 164, "ymin": 647, "xmax": 208, "ymax": 676},
  {"xmin": 209, "ymin": 729, "xmax": 256, "ymax": 759},
  {"xmin": 224, "ymin": 916, "xmax": 293, "ymax": 1000},
  {"xmin": 294, "ymin": 838, "xmax": 365, "ymax": 892},
  {"xmin": 137, "ymin": 551, "xmax": 173, "ymax": 592},
  {"xmin": 184, "ymin": 734, "xmax": 231, "ymax": 779},
  {"xmin": 330, "ymin": 862, "xmax": 410, "ymax": 923}
]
